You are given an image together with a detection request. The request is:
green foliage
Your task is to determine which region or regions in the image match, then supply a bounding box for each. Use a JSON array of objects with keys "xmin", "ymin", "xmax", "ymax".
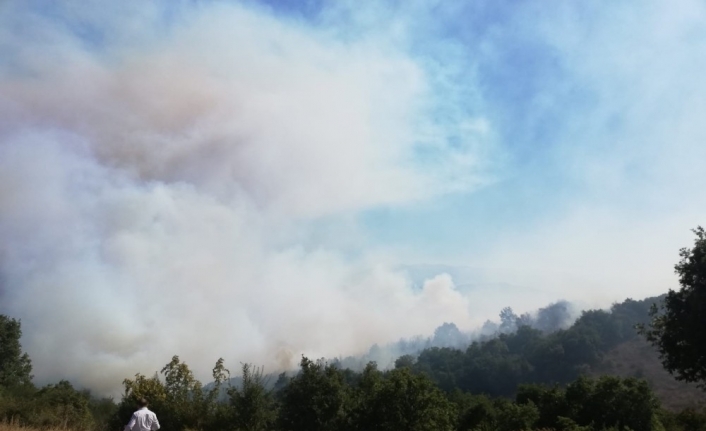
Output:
[
  {"xmin": 450, "ymin": 377, "xmax": 664, "ymax": 431},
  {"xmin": 0, "ymin": 315, "xmax": 33, "ymax": 388},
  {"xmin": 394, "ymin": 354, "xmax": 415, "ymax": 369},
  {"xmin": 0, "ymin": 383, "xmax": 36, "ymax": 424},
  {"xmin": 277, "ymin": 357, "xmax": 349, "ymax": 431},
  {"xmin": 494, "ymin": 397, "xmax": 540, "ymax": 431},
  {"xmin": 517, "ymin": 384, "xmax": 568, "ymax": 429},
  {"xmin": 160, "ymin": 355, "xmax": 208, "ymax": 429},
  {"xmin": 454, "ymin": 375, "xmax": 662, "ymax": 431},
  {"xmin": 0, "ymin": 315, "xmax": 118, "ymax": 430},
  {"xmin": 0, "ymin": 337, "xmax": 681, "ymax": 431},
  {"xmin": 87, "ymin": 395, "xmax": 119, "ymax": 431},
  {"xmin": 115, "ymin": 356, "xmax": 226, "ymax": 431},
  {"xmin": 33, "ymin": 380, "xmax": 95, "ymax": 430},
  {"xmin": 351, "ymin": 365, "xmax": 455, "ymax": 431},
  {"xmin": 563, "ymin": 376, "xmax": 660, "ymax": 431},
  {"xmin": 113, "ymin": 372, "xmax": 167, "ymax": 431},
  {"xmin": 227, "ymin": 363, "xmax": 276, "ymax": 431},
  {"xmin": 0, "ymin": 379, "xmax": 108, "ymax": 431},
  {"xmin": 641, "ymin": 227, "xmax": 706, "ymax": 387},
  {"xmin": 660, "ymin": 407, "xmax": 706, "ymax": 431},
  {"xmin": 413, "ymin": 296, "xmax": 658, "ymax": 397},
  {"xmin": 452, "ymin": 375, "xmax": 664, "ymax": 431},
  {"xmin": 451, "ymin": 391, "xmax": 497, "ymax": 431},
  {"xmin": 0, "ymin": 284, "xmax": 696, "ymax": 431}
]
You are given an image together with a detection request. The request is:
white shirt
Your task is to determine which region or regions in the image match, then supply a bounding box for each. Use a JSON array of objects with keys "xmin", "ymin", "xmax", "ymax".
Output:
[{"xmin": 125, "ymin": 407, "xmax": 160, "ymax": 431}]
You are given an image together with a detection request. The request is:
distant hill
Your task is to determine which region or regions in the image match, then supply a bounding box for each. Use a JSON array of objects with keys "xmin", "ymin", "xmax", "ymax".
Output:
[
  {"xmin": 590, "ymin": 338, "xmax": 706, "ymax": 411},
  {"xmin": 395, "ymin": 292, "xmax": 706, "ymax": 410},
  {"xmin": 215, "ymin": 292, "xmax": 706, "ymax": 410}
]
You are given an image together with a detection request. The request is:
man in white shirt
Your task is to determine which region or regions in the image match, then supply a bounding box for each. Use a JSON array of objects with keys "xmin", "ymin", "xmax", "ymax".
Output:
[{"xmin": 124, "ymin": 398, "xmax": 160, "ymax": 431}]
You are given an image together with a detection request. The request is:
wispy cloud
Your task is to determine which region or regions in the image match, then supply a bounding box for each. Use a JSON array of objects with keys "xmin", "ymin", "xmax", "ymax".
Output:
[{"xmin": 465, "ymin": 0, "xmax": 706, "ymax": 303}]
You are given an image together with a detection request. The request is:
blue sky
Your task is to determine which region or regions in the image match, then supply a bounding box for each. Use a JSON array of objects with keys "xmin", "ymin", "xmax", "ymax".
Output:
[
  {"xmin": 354, "ymin": 0, "xmax": 706, "ymax": 263},
  {"xmin": 1, "ymin": 0, "xmax": 706, "ymax": 392},
  {"xmin": 276, "ymin": 0, "xmax": 706, "ymax": 266}
]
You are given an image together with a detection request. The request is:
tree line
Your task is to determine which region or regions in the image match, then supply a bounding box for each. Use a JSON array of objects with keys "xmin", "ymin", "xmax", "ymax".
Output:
[
  {"xmin": 110, "ymin": 354, "xmax": 670, "ymax": 431},
  {"xmin": 406, "ymin": 295, "xmax": 659, "ymax": 397},
  {"xmin": 0, "ymin": 315, "xmax": 114, "ymax": 430},
  {"xmin": 2, "ymin": 299, "xmax": 701, "ymax": 431},
  {"xmin": 1, "ymin": 227, "xmax": 706, "ymax": 431}
]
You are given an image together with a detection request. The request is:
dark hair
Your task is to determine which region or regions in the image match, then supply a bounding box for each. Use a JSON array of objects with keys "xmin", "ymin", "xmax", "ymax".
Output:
[{"xmin": 138, "ymin": 398, "xmax": 149, "ymax": 408}]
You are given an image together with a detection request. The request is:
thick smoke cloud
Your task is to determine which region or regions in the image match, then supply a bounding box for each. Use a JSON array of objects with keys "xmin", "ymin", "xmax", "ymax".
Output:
[
  {"xmin": 0, "ymin": 2, "xmax": 493, "ymax": 394},
  {"xmin": 5, "ymin": 0, "xmax": 701, "ymax": 396}
]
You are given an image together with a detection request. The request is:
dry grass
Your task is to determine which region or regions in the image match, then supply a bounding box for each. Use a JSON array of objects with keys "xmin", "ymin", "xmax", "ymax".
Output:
[
  {"xmin": 0, "ymin": 423, "xmax": 66, "ymax": 431},
  {"xmin": 0, "ymin": 418, "xmax": 96, "ymax": 431},
  {"xmin": 590, "ymin": 338, "xmax": 706, "ymax": 411}
]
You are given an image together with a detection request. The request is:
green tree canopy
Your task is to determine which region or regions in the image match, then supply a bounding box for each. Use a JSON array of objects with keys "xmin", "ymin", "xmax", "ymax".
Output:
[
  {"xmin": 277, "ymin": 357, "xmax": 349, "ymax": 431},
  {"xmin": 642, "ymin": 227, "xmax": 706, "ymax": 387},
  {"xmin": 227, "ymin": 363, "xmax": 276, "ymax": 431},
  {"xmin": 115, "ymin": 356, "xmax": 226, "ymax": 431},
  {"xmin": 351, "ymin": 365, "xmax": 455, "ymax": 431},
  {"xmin": 34, "ymin": 380, "xmax": 94, "ymax": 430},
  {"xmin": 0, "ymin": 315, "xmax": 33, "ymax": 388}
]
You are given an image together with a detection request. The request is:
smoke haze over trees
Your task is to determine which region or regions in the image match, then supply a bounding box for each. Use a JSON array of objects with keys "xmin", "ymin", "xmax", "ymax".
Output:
[
  {"xmin": 1, "ymin": 0, "xmax": 706, "ymax": 429},
  {"xmin": 3, "ymin": 291, "xmax": 706, "ymax": 431},
  {"xmin": 330, "ymin": 299, "xmax": 578, "ymax": 372},
  {"xmin": 3, "ymin": 0, "xmax": 706, "ymax": 395}
]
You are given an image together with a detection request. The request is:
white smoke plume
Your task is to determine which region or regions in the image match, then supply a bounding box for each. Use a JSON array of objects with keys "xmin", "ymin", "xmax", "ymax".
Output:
[
  {"xmin": 6, "ymin": 0, "xmax": 700, "ymax": 396},
  {"xmin": 0, "ymin": 1, "xmax": 491, "ymax": 394}
]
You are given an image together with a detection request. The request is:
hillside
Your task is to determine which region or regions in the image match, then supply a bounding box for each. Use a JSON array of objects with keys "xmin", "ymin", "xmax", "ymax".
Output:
[
  {"xmin": 229, "ymin": 293, "xmax": 705, "ymax": 410},
  {"xmin": 591, "ymin": 338, "xmax": 706, "ymax": 411},
  {"xmin": 404, "ymin": 293, "xmax": 706, "ymax": 411},
  {"xmin": 3, "ymin": 291, "xmax": 706, "ymax": 431}
]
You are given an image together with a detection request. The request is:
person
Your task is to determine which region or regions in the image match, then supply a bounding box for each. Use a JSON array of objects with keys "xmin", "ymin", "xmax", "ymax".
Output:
[{"xmin": 124, "ymin": 398, "xmax": 160, "ymax": 431}]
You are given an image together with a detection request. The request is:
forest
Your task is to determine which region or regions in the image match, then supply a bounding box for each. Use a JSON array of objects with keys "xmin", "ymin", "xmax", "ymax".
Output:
[
  {"xmin": 2, "ymin": 229, "xmax": 706, "ymax": 431},
  {"xmin": 0, "ymin": 295, "xmax": 703, "ymax": 431},
  {"xmin": 3, "ymin": 0, "xmax": 706, "ymax": 429}
]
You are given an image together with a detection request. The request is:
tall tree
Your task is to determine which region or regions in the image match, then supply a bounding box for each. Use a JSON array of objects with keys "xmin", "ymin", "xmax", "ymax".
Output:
[
  {"xmin": 641, "ymin": 227, "xmax": 706, "ymax": 387},
  {"xmin": 499, "ymin": 307, "xmax": 518, "ymax": 333},
  {"xmin": 277, "ymin": 357, "xmax": 349, "ymax": 431},
  {"xmin": 228, "ymin": 363, "xmax": 276, "ymax": 431},
  {"xmin": 116, "ymin": 356, "xmax": 226, "ymax": 431},
  {"xmin": 35, "ymin": 380, "xmax": 95, "ymax": 430},
  {"xmin": 352, "ymin": 366, "xmax": 455, "ymax": 431},
  {"xmin": 115, "ymin": 371, "xmax": 167, "ymax": 431},
  {"xmin": 566, "ymin": 376, "xmax": 660, "ymax": 431},
  {"xmin": 0, "ymin": 315, "xmax": 33, "ymax": 387}
]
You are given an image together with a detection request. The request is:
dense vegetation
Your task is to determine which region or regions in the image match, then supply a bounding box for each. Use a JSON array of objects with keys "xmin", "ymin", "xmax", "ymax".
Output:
[
  {"xmin": 642, "ymin": 227, "xmax": 706, "ymax": 388},
  {"xmin": 3, "ymin": 228, "xmax": 706, "ymax": 431},
  {"xmin": 2, "ymin": 294, "xmax": 706, "ymax": 431},
  {"xmin": 408, "ymin": 296, "xmax": 661, "ymax": 397},
  {"xmin": 0, "ymin": 316, "xmax": 114, "ymax": 430}
]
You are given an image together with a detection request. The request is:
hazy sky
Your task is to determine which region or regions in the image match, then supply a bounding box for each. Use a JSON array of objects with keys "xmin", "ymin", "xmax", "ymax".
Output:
[{"xmin": 1, "ymin": 0, "xmax": 705, "ymax": 394}]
